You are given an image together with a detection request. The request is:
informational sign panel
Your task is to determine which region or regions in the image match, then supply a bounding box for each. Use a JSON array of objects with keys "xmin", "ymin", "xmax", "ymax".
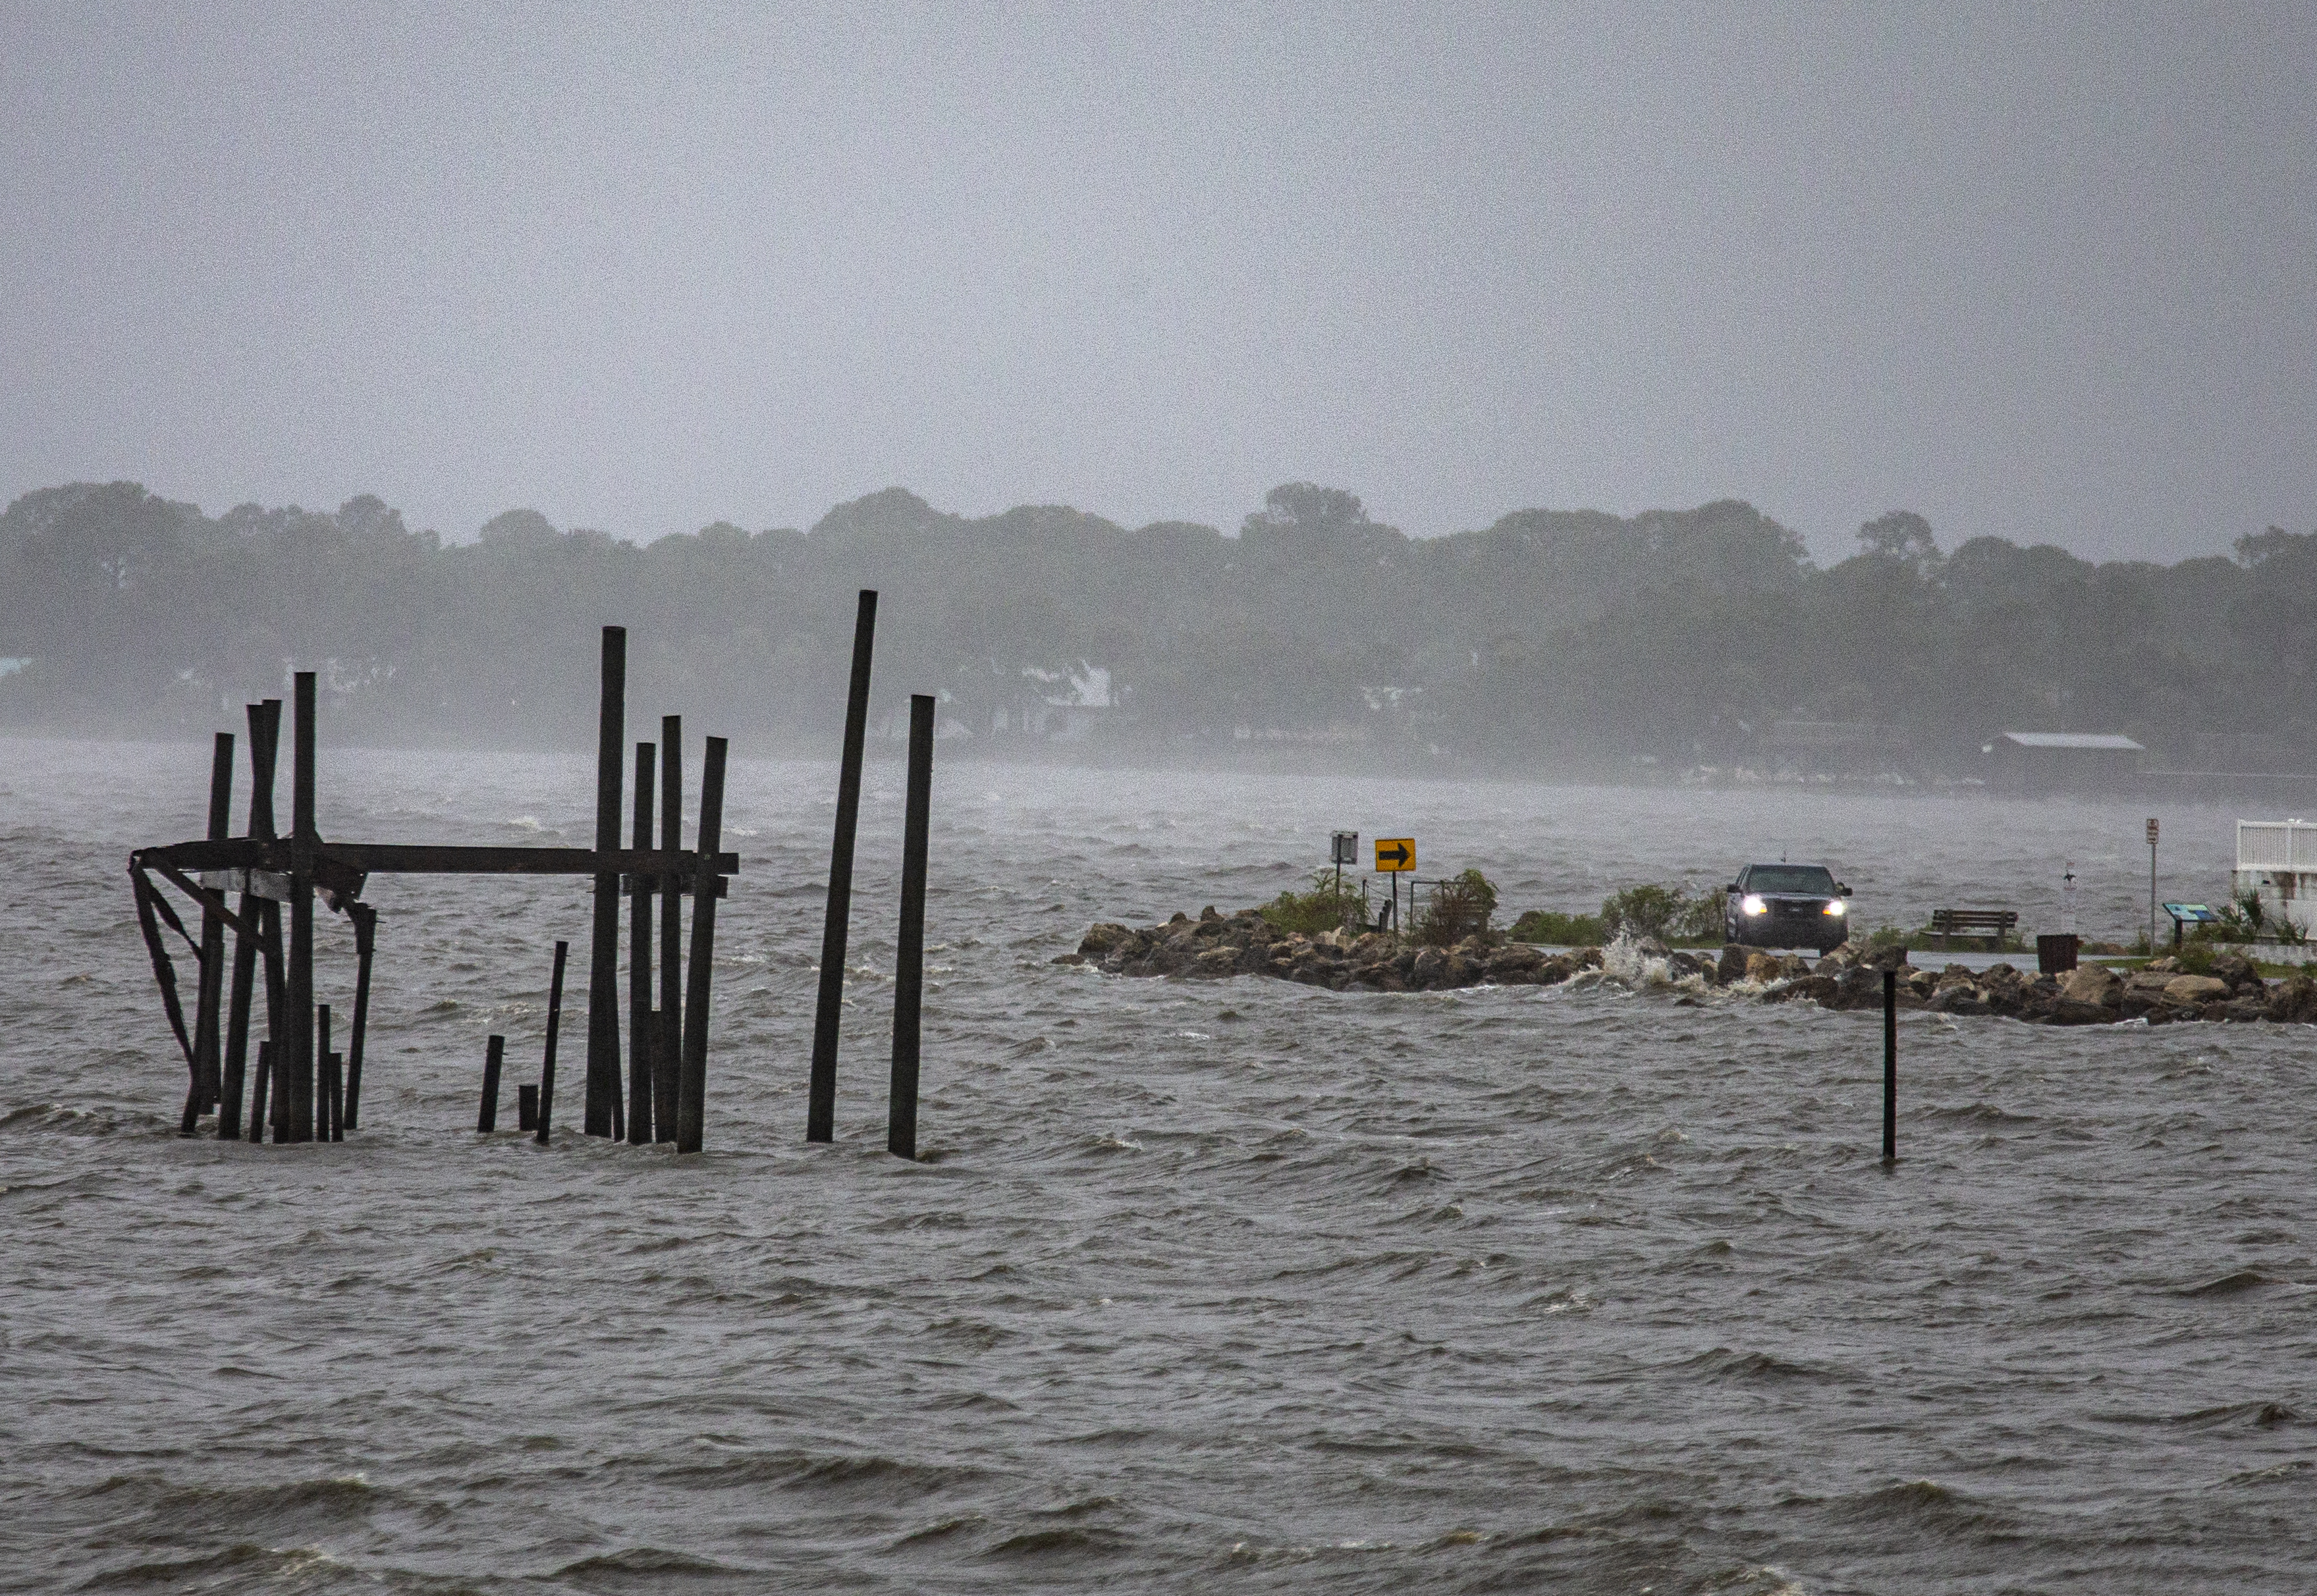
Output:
[
  {"xmin": 2147, "ymin": 817, "xmax": 2159, "ymax": 844},
  {"xmin": 1331, "ymin": 831, "xmax": 1359, "ymax": 866},
  {"xmin": 1375, "ymin": 838, "xmax": 1415, "ymax": 872}
]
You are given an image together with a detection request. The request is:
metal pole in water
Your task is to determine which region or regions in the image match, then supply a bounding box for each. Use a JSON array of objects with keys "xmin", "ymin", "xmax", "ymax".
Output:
[
  {"xmin": 537, "ymin": 939, "xmax": 568, "ymax": 1146},
  {"xmin": 809, "ymin": 589, "xmax": 878, "ymax": 1144},
  {"xmin": 587, "ymin": 627, "xmax": 626, "ymax": 1138},
  {"xmin": 888, "ymin": 694, "xmax": 935, "ymax": 1161},
  {"xmin": 1882, "ymin": 968, "xmax": 1897, "ymax": 1163}
]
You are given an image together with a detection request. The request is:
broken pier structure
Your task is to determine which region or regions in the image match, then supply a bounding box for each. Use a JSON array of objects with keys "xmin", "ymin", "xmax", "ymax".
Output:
[{"xmin": 128, "ymin": 627, "xmax": 739, "ymax": 1150}]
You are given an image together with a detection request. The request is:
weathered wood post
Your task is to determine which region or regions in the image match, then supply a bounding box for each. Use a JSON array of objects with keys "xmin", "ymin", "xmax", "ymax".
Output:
[
  {"xmin": 317, "ymin": 1003, "xmax": 339, "ymax": 1142},
  {"xmin": 628, "ymin": 741, "xmax": 656, "ymax": 1145},
  {"xmin": 1882, "ymin": 968, "xmax": 1898, "ymax": 1163},
  {"xmin": 587, "ymin": 625, "xmax": 626, "ymax": 1139},
  {"xmin": 518, "ymin": 1082, "xmax": 539, "ymax": 1132},
  {"xmin": 888, "ymin": 694, "xmax": 935, "ymax": 1161},
  {"xmin": 479, "ymin": 1034, "xmax": 505, "ymax": 1132},
  {"xmin": 655, "ymin": 716, "xmax": 682, "ymax": 1143},
  {"xmin": 248, "ymin": 1039, "xmax": 272, "ymax": 1143},
  {"xmin": 809, "ymin": 589, "xmax": 878, "ymax": 1144},
  {"xmin": 675, "ymin": 737, "xmax": 727, "ymax": 1154},
  {"xmin": 219, "ymin": 703, "xmax": 275, "ymax": 1139},
  {"xmin": 344, "ymin": 903, "xmax": 375, "ymax": 1130},
  {"xmin": 326, "ymin": 1051, "xmax": 344, "ymax": 1142},
  {"xmin": 537, "ymin": 939, "xmax": 570, "ymax": 1146},
  {"xmin": 252, "ymin": 701, "xmax": 288, "ymax": 1142},
  {"xmin": 181, "ymin": 731, "xmax": 234, "ymax": 1132},
  {"xmin": 287, "ymin": 672, "xmax": 317, "ymax": 1142}
]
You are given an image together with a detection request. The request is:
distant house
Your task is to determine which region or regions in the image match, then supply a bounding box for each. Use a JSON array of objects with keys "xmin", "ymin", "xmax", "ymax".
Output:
[{"xmin": 1984, "ymin": 731, "xmax": 2145, "ymax": 791}]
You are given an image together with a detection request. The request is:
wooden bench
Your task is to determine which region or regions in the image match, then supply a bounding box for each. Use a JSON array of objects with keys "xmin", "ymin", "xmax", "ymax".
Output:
[{"xmin": 1930, "ymin": 907, "xmax": 2018, "ymax": 950}]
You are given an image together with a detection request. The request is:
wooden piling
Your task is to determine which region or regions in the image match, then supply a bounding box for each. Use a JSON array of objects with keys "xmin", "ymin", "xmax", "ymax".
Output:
[
  {"xmin": 479, "ymin": 1034, "xmax": 505, "ymax": 1131},
  {"xmin": 518, "ymin": 1082, "xmax": 539, "ymax": 1132},
  {"xmin": 1882, "ymin": 968, "xmax": 1897, "ymax": 1163},
  {"xmin": 675, "ymin": 737, "xmax": 726, "ymax": 1153},
  {"xmin": 655, "ymin": 716, "xmax": 682, "ymax": 1143},
  {"xmin": 628, "ymin": 741, "xmax": 656, "ymax": 1145},
  {"xmin": 287, "ymin": 672, "xmax": 317, "ymax": 1142},
  {"xmin": 888, "ymin": 694, "xmax": 935, "ymax": 1161},
  {"xmin": 326, "ymin": 1051, "xmax": 344, "ymax": 1142},
  {"xmin": 809, "ymin": 589, "xmax": 878, "ymax": 1144},
  {"xmin": 586, "ymin": 625, "xmax": 626, "ymax": 1139},
  {"xmin": 219, "ymin": 702, "xmax": 277, "ymax": 1139},
  {"xmin": 344, "ymin": 903, "xmax": 375, "ymax": 1130},
  {"xmin": 317, "ymin": 1003, "xmax": 334, "ymax": 1144},
  {"xmin": 248, "ymin": 1039, "xmax": 271, "ymax": 1143},
  {"xmin": 537, "ymin": 939, "xmax": 569, "ymax": 1146},
  {"xmin": 183, "ymin": 731, "xmax": 234, "ymax": 1132}
]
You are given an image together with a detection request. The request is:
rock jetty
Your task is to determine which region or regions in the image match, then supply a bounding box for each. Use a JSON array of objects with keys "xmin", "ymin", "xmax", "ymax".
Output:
[{"xmin": 1056, "ymin": 908, "xmax": 2317, "ymax": 1026}]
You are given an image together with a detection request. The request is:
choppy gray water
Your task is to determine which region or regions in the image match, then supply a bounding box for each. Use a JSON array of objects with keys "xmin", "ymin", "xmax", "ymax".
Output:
[{"xmin": 3, "ymin": 737, "xmax": 2311, "ymax": 1593}]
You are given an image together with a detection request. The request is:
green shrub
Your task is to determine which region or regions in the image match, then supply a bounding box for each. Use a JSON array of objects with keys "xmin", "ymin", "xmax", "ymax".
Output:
[
  {"xmin": 1259, "ymin": 871, "xmax": 1368, "ymax": 936},
  {"xmin": 1510, "ymin": 908, "xmax": 1609, "ymax": 945},
  {"xmin": 1413, "ymin": 868, "xmax": 1498, "ymax": 946}
]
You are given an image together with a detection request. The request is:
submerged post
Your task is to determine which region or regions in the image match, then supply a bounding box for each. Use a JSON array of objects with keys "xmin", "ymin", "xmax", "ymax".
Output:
[
  {"xmin": 587, "ymin": 625, "xmax": 626, "ymax": 1138},
  {"xmin": 181, "ymin": 731, "xmax": 234, "ymax": 1133},
  {"xmin": 1882, "ymin": 968, "xmax": 1897, "ymax": 1163},
  {"xmin": 219, "ymin": 705, "xmax": 273, "ymax": 1140},
  {"xmin": 537, "ymin": 939, "xmax": 570, "ymax": 1145},
  {"xmin": 518, "ymin": 1082, "xmax": 539, "ymax": 1132},
  {"xmin": 479, "ymin": 1034, "xmax": 505, "ymax": 1132},
  {"xmin": 888, "ymin": 694, "xmax": 935, "ymax": 1161},
  {"xmin": 628, "ymin": 741, "xmax": 656, "ymax": 1145},
  {"xmin": 809, "ymin": 589, "xmax": 878, "ymax": 1144},
  {"xmin": 655, "ymin": 716, "xmax": 682, "ymax": 1143},
  {"xmin": 248, "ymin": 1039, "xmax": 271, "ymax": 1144},
  {"xmin": 675, "ymin": 737, "xmax": 727, "ymax": 1154},
  {"xmin": 345, "ymin": 904, "xmax": 375, "ymax": 1130},
  {"xmin": 317, "ymin": 1003, "xmax": 339, "ymax": 1142},
  {"xmin": 287, "ymin": 672, "xmax": 317, "ymax": 1142}
]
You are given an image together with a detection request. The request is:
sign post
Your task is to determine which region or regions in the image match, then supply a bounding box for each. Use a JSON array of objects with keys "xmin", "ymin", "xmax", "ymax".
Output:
[
  {"xmin": 1375, "ymin": 838, "xmax": 1415, "ymax": 936},
  {"xmin": 2146, "ymin": 817, "xmax": 2159, "ymax": 952},
  {"xmin": 1330, "ymin": 830, "xmax": 1358, "ymax": 902}
]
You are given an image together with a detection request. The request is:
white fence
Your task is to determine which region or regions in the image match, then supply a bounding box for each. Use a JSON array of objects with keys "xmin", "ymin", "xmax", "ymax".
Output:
[{"xmin": 2235, "ymin": 818, "xmax": 2316, "ymax": 940}]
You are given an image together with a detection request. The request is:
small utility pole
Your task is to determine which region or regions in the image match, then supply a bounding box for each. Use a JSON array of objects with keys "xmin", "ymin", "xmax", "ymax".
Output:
[{"xmin": 2146, "ymin": 816, "xmax": 2159, "ymax": 951}]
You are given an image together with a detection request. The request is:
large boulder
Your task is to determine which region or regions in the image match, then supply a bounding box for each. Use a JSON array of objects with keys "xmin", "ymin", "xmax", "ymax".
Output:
[
  {"xmin": 2266, "ymin": 975, "xmax": 2317, "ymax": 1023},
  {"xmin": 2162, "ymin": 974, "xmax": 2231, "ymax": 1007},
  {"xmin": 2059, "ymin": 967, "xmax": 2123, "ymax": 1007},
  {"xmin": 1079, "ymin": 922, "xmax": 1138, "ymax": 957},
  {"xmin": 1718, "ymin": 945, "xmax": 1751, "ymax": 984}
]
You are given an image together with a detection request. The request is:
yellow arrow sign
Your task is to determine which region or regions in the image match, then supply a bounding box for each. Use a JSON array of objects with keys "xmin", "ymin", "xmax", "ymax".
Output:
[{"xmin": 1374, "ymin": 838, "xmax": 1415, "ymax": 872}]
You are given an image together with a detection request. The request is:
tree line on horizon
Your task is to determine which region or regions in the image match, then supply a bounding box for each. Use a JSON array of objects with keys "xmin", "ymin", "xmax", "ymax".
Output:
[{"xmin": 1, "ymin": 477, "xmax": 2311, "ymax": 773}]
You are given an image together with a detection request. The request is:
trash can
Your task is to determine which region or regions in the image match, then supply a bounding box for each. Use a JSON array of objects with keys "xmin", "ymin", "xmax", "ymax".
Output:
[{"xmin": 2036, "ymin": 934, "xmax": 2079, "ymax": 974}]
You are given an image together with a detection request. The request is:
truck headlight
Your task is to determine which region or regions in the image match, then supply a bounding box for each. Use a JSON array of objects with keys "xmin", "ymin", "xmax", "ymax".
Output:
[
  {"xmin": 1741, "ymin": 895, "xmax": 1767, "ymax": 915},
  {"xmin": 1823, "ymin": 900, "xmax": 1845, "ymax": 916}
]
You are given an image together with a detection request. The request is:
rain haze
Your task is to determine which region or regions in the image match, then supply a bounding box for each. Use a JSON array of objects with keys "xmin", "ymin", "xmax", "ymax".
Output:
[
  {"xmin": 5, "ymin": 3, "xmax": 2314, "ymax": 558},
  {"xmin": 16, "ymin": 10, "xmax": 2317, "ymax": 1595}
]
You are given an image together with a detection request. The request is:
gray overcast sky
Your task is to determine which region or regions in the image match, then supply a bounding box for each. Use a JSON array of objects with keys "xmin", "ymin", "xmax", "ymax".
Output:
[{"xmin": 3, "ymin": 3, "xmax": 2312, "ymax": 562}]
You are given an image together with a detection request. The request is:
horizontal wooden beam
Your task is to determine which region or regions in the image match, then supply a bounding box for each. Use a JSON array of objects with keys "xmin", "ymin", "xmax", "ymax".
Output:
[{"xmin": 138, "ymin": 839, "xmax": 739, "ymax": 882}]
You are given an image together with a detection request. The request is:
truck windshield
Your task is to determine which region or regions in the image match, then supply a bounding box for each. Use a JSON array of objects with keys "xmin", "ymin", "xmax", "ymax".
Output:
[{"xmin": 1749, "ymin": 866, "xmax": 1837, "ymax": 895}]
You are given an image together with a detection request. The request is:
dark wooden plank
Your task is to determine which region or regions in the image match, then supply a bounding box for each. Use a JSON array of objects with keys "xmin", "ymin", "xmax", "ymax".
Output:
[
  {"xmin": 217, "ymin": 701, "xmax": 276, "ymax": 1140},
  {"xmin": 147, "ymin": 839, "xmax": 737, "ymax": 876},
  {"xmin": 587, "ymin": 625, "xmax": 626, "ymax": 1139},
  {"xmin": 888, "ymin": 695, "xmax": 935, "ymax": 1161},
  {"xmin": 345, "ymin": 902, "xmax": 374, "ymax": 1130},
  {"xmin": 479, "ymin": 1034, "xmax": 504, "ymax": 1132},
  {"xmin": 535, "ymin": 939, "xmax": 568, "ymax": 1146},
  {"xmin": 676, "ymin": 737, "xmax": 726, "ymax": 1154},
  {"xmin": 655, "ymin": 716, "xmax": 682, "ymax": 1144},
  {"xmin": 287, "ymin": 672, "xmax": 317, "ymax": 1142},
  {"xmin": 809, "ymin": 589, "xmax": 877, "ymax": 1143},
  {"xmin": 190, "ymin": 732, "xmax": 234, "ymax": 1122},
  {"xmin": 628, "ymin": 741, "xmax": 655, "ymax": 1146}
]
